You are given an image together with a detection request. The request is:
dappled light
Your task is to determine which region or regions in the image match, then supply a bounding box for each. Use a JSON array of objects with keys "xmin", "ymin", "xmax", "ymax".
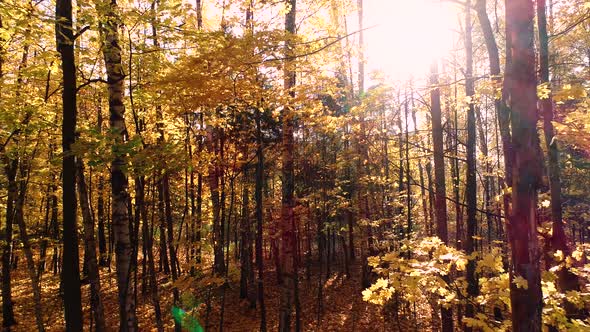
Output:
[{"xmin": 1, "ymin": 0, "xmax": 590, "ymax": 331}]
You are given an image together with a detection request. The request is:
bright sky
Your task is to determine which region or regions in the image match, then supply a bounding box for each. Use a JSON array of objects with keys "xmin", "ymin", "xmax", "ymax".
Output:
[{"xmin": 363, "ymin": 0, "xmax": 460, "ymax": 83}]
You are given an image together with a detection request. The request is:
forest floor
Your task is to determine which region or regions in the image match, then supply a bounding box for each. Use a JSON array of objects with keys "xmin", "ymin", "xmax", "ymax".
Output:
[{"xmin": 7, "ymin": 254, "xmax": 433, "ymax": 331}]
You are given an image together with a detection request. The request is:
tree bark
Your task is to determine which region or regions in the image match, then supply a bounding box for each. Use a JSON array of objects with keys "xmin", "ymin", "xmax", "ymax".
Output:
[
  {"xmin": 464, "ymin": 2, "xmax": 479, "ymax": 327},
  {"xmin": 13, "ymin": 157, "xmax": 44, "ymax": 331},
  {"xmin": 505, "ymin": 0, "xmax": 543, "ymax": 330},
  {"xmin": 56, "ymin": 0, "xmax": 83, "ymax": 328},
  {"xmin": 537, "ymin": 0, "xmax": 580, "ymax": 318},
  {"xmin": 255, "ymin": 106, "xmax": 267, "ymax": 332},
  {"xmin": 430, "ymin": 60, "xmax": 453, "ymax": 332},
  {"xmin": 279, "ymin": 1, "xmax": 299, "ymax": 330},
  {"xmin": 98, "ymin": 0, "xmax": 138, "ymax": 329},
  {"xmin": 77, "ymin": 159, "xmax": 106, "ymax": 331},
  {"xmin": 1, "ymin": 158, "xmax": 17, "ymax": 329}
]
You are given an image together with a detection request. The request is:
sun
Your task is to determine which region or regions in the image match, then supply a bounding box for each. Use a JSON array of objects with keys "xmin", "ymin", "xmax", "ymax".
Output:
[{"xmin": 364, "ymin": 0, "xmax": 460, "ymax": 83}]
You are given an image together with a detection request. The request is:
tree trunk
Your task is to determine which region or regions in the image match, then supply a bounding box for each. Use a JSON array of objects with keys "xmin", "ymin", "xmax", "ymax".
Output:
[
  {"xmin": 56, "ymin": 0, "xmax": 83, "ymax": 328},
  {"xmin": 1, "ymin": 159, "xmax": 17, "ymax": 329},
  {"xmin": 505, "ymin": 0, "xmax": 543, "ymax": 330},
  {"xmin": 77, "ymin": 159, "xmax": 106, "ymax": 331},
  {"xmin": 255, "ymin": 107, "xmax": 267, "ymax": 331},
  {"xmin": 279, "ymin": 1, "xmax": 299, "ymax": 330},
  {"xmin": 430, "ymin": 60, "xmax": 453, "ymax": 332},
  {"xmin": 207, "ymin": 126, "xmax": 225, "ymax": 275},
  {"xmin": 0, "ymin": 10, "xmax": 16, "ymax": 328},
  {"xmin": 99, "ymin": 0, "xmax": 138, "ymax": 328},
  {"xmin": 97, "ymin": 108, "xmax": 109, "ymax": 267},
  {"xmin": 537, "ymin": 0, "xmax": 580, "ymax": 319},
  {"xmin": 475, "ymin": 0, "xmax": 513, "ymax": 220},
  {"xmin": 464, "ymin": 2, "xmax": 479, "ymax": 327}
]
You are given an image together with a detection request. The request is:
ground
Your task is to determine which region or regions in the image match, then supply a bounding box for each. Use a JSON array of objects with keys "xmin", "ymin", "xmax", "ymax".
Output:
[{"xmin": 6, "ymin": 253, "xmax": 433, "ymax": 331}]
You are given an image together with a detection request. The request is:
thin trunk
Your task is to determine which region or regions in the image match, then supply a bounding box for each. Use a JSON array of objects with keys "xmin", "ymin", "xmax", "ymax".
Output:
[
  {"xmin": 1, "ymin": 159, "xmax": 16, "ymax": 329},
  {"xmin": 15, "ymin": 160, "xmax": 44, "ymax": 331},
  {"xmin": 99, "ymin": 0, "xmax": 138, "ymax": 328},
  {"xmin": 0, "ymin": 10, "xmax": 12, "ymax": 326},
  {"xmin": 537, "ymin": 0, "xmax": 580, "ymax": 319},
  {"xmin": 430, "ymin": 60, "xmax": 453, "ymax": 332},
  {"xmin": 255, "ymin": 107, "xmax": 267, "ymax": 332},
  {"xmin": 475, "ymin": 0, "xmax": 513, "ymax": 220},
  {"xmin": 207, "ymin": 126, "xmax": 225, "ymax": 275},
  {"xmin": 464, "ymin": 2, "xmax": 479, "ymax": 327},
  {"xmin": 77, "ymin": 159, "xmax": 106, "ymax": 331},
  {"xmin": 279, "ymin": 0, "xmax": 299, "ymax": 330},
  {"xmin": 97, "ymin": 108, "xmax": 108, "ymax": 267},
  {"xmin": 138, "ymin": 176, "xmax": 164, "ymax": 332},
  {"xmin": 56, "ymin": 0, "xmax": 83, "ymax": 328},
  {"xmin": 240, "ymin": 147, "xmax": 255, "ymax": 306}
]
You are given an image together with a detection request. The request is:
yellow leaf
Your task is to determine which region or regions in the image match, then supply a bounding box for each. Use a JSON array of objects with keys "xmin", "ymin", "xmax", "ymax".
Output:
[{"xmin": 513, "ymin": 276, "xmax": 528, "ymax": 289}]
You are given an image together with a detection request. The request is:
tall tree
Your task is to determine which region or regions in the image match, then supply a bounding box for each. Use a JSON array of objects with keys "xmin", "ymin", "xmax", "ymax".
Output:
[
  {"xmin": 97, "ymin": 0, "xmax": 138, "ymax": 329},
  {"xmin": 255, "ymin": 106, "xmax": 267, "ymax": 332},
  {"xmin": 464, "ymin": 1, "xmax": 479, "ymax": 328},
  {"xmin": 56, "ymin": 0, "xmax": 83, "ymax": 329},
  {"xmin": 505, "ymin": 0, "xmax": 543, "ymax": 330},
  {"xmin": 430, "ymin": 60, "xmax": 453, "ymax": 332},
  {"xmin": 279, "ymin": 0, "xmax": 300, "ymax": 330},
  {"xmin": 537, "ymin": 0, "xmax": 580, "ymax": 320},
  {"xmin": 77, "ymin": 159, "xmax": 106, "ymax": 330}
]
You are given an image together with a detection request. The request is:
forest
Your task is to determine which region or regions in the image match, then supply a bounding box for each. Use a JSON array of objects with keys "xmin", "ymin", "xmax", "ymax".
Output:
[{"xmin": 1, "ymin": 0, "xmax": 590, "ymax": 330}]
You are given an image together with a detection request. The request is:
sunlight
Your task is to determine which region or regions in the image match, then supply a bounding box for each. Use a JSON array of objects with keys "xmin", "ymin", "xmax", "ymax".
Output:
[{"xmin": 364, "ymin": 0, "xmax": 459, "ymax": 82}]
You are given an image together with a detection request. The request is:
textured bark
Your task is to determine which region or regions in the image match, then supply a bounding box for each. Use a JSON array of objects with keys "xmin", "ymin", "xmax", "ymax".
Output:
[
  {"xmin": 255, "ymin": 107, "xmax": 267, "ymax": 332},
  {"xmin": 77, "ymin": 159, "xmax": 106, "ymax": 331},
  {"xmin": 240, "ymin": 146, "xmax": 255, "ymax": 306},
  {"xmin": 207, "ymin": 126, "xmax": 225, "ymax": 275},
  {"xmin": 97, "ymin": 110, "xmax": 109, "ymax": 267},
  {"xmin": 0, "ymin": 8, "xmax": 16, "ymax": 327},
  {"xmin": 429, "ymin": 61, "xmax": 453, "ymax": 332},
  {"xmin": 412, "ymin": 108, "xmax": 430, "ymax": 235},
  {"xmin": 98, "ymin": 0, "xmax": 138, "ymax": 329},
  {"xmin": 137, "ymin": 176, "xmax": 164, "ymax": 332},
  {"xmin": 537, "ymin": 0, "xmax": 580, "ymax": 318},
  {"xmin": 14, "ymin": 161, "xmax": 44, "ymax": 331},
  {"xmin": 279, "ymin": 0, "xmax": 299, "ymax": 330},
  {"xmin": 56, "ymin": 0, "xmax": 83, "ymax": 328},
  {"xmin": 464, "ymin": 2, "xmax": 479, "ymax": 327},
  {"xmin": 475, "ymin": 0, "xmax": 513, "ymax": 213},
  {"xmin": 1, "ymin": 159, "xmax": 17, "ymax": 329},
  {"xmin": 505, "ymin": 0, "xmax": 543, "ymax": 330}
]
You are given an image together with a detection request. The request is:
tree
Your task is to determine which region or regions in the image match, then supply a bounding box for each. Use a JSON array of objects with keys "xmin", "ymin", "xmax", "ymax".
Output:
[
  {"xmin": 430, "ymin": 60, "xmax": 453, "ymax": 332},
  {"xmin": 464, "ymin": 0, "xmax": 479, "ymax": 328},
  {"xmin": 279, "ymin": 0, "xmax": 300, "ymax": 331},
  {"xmin": 505, "ymin": 0, "xmax": 543, "ymax": 330},
  {"xmin": 96, "ymin": 0, "xmax": 138, "ymax": 329},
  {"xmin": 56, "ymin": 0, "xmax": 83, "ymax": 329}
]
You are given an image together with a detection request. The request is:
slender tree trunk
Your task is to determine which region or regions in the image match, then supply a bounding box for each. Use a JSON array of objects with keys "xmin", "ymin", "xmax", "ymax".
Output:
[
  {"xmin": 0, "ymin": 10, "xmax": 16, "ymax": 328},
  {"xmin": 138, "ymin": 176, "xmax": 164, "ymax": 332},
  {"xmin": 56, "ymin": 0, "xmax": 83, "ymax": 328},
  {"xmin": 97, "ymin": 109, "xmax": 108, "ymax": 267},
  {"xmin": 537, "ymin": 0, "xmax": 580, "ymax": 319},
  {"xmin": 255, "ymin": 107, "xmax": 267, "ymax": 332},
  {"xmin": 1, "ymin": 159, "xmax": 17, "ymax": 329},
  {"xmin": 475, "ymin": 0, "xmax": 513, "ymax": 221},
  {"xmin": 207, "ymin": 126, "xmax": 225, "ymax": 275},
  {"xmin": 279, "ymin": 1, "xmax": 299, "ymax": 330},
  {"xmin": 464, "ymin": 2, "xmax": 479, "ymax": 327},
  {"xmin": 14, "ymin": 160, "xmax": 44, "ymax": 331},
  {"xmin": 505, "ymin": 0, "xmax": 543, "ymax": 330},
  {"xmin": 77, "ymin": 159, "xmax": 106, "ymax": 331},
  {"xmin": 99, "ymin": 0, "xmax": 138, "ymax": 328},
  {"xmin": 430, "ymin": 60, "xmax": 453, "ymax": 332},
  {"xmin": 240, "ymin": 146, "xmax": 255, "ymax": 306}
]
